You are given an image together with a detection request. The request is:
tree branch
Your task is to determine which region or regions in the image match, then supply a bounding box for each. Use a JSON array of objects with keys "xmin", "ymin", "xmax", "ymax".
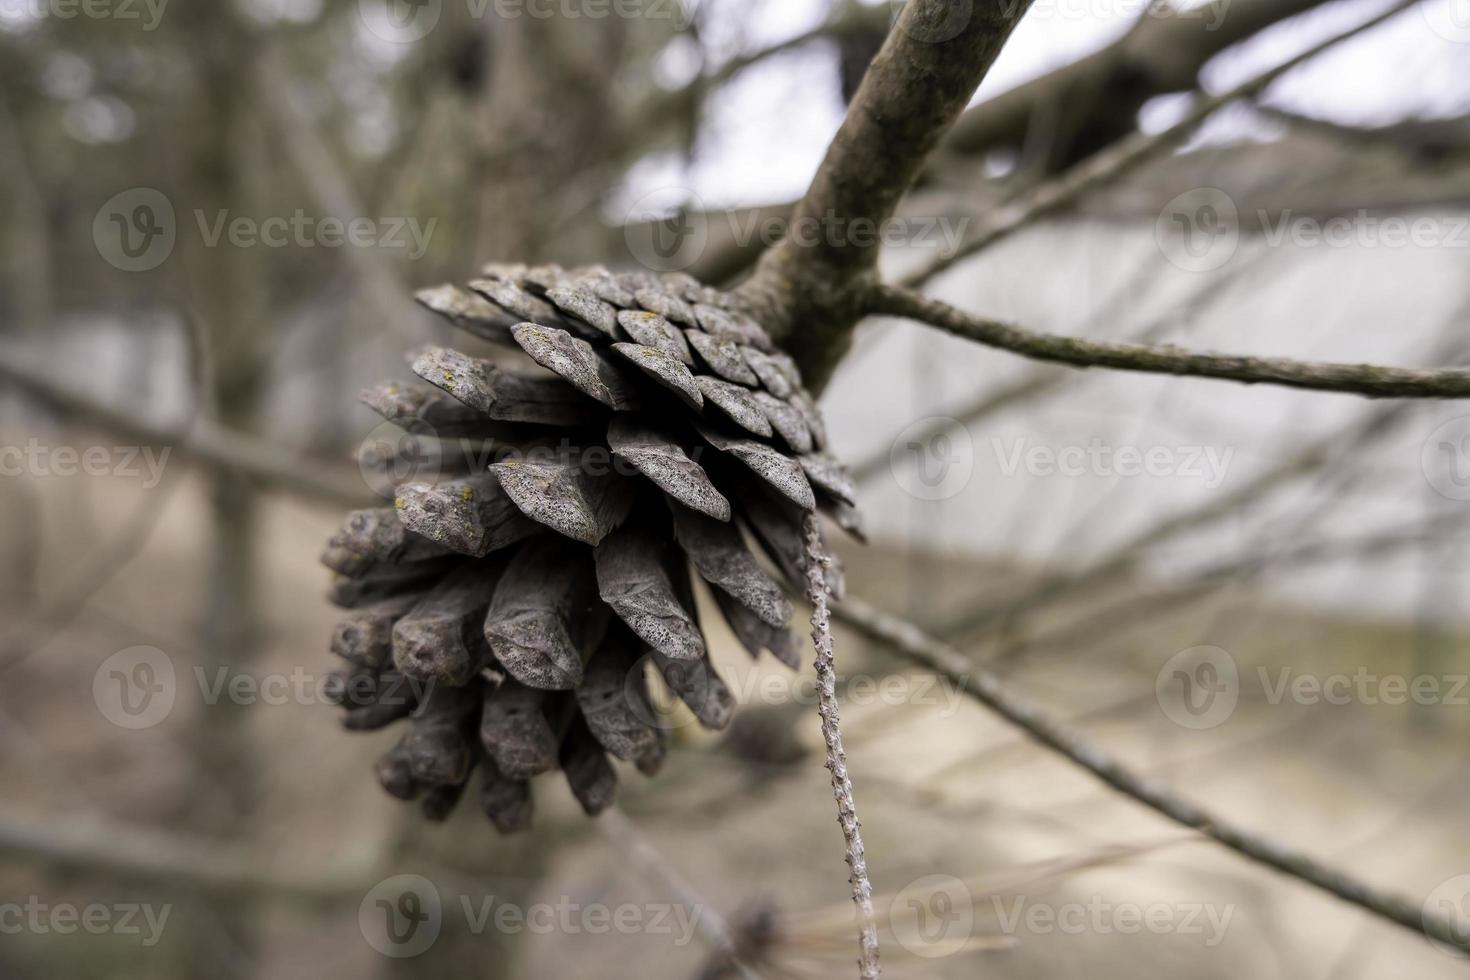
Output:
[
  {"xmin": 828, "ymin": 593, "xmax": 1470, "ymax": 953},
  {"xmin": 735, "ymin": 0, "xmax": 1034, "ymax": 388},
  {"xmin": 940, "ymin": 0, "xmax": 1336, "ymax": 161},
  {"xmin": 869, "ymin": 283, "xmax": 1470, "ymax": 399},
  {"xmin": 0, "ymin": 349, "xmax": 370, "ymax": 506},
  {"xmin": 906, "ymin": 0, "xmax": 1419, "ymax": 286},
  {"xmin": 0, "ymin": 808, "xmax": 374, "ymax": 902}
]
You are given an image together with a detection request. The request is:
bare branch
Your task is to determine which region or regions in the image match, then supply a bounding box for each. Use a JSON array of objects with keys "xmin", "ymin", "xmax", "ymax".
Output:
[
  {"xmin": 0, "ymin": 808, "xmax": 374, "ymax": 902},
  {"xmin": 943, "ymin": 401, "xmax": 1413, "ymax": 638},
  {"xmin": 737, "ymin": 0, "xmax": 1034, "ymax": 387},
  {"xmin": 0, "ymin": 349, "xmax": 370, "ymax": 505},
  {"xmin": 869, "ymin": 283, "xmax": 1470, "ymax": 399},
  {"xmin": 785, "ymin": 0, "xmax": 1035, "ymax": 277},
  {"xmin": 828, "ymin": 592, "xmax": 1470, "ymax": 952},
  {"xmin": 941, "ymin": 0, "xmax": 1336, "ymax": 160},
  {"xmin": 907, "ymin": 0, "xmax": 1419, "ymax": 286},
  {"xmin": 597, "ymin": 808, "xmax": 763, "ymax": 980}
]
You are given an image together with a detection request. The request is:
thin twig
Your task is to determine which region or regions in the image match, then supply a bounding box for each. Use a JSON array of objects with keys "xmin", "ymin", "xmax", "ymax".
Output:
[
  {"xmin": 905, "ymin": 0, "xmax": 1419, "ymax": 287},
  {"xmin": 826, "ymin": 592, "xmax": 1470, "ymax": 953},
  {"xmin": 804, "ymin": 515, "xmax": 881, "ymax": 979},
  {"xmin": 942, "ymin": 401, "xmax": 1414, "ymax": 639},
  {"xmin": 870, "ymin": 283, "xmax": 1470, "ymax": 399}
]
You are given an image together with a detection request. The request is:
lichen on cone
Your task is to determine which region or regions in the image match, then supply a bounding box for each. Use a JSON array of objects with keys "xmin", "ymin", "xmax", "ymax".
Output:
[{"xmin": 321, "ymin": 262, "xmax": 863, "ymax": 831}]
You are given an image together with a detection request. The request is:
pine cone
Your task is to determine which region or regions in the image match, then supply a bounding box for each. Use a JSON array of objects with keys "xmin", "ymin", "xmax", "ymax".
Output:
[{"xmin": 322, "ymin": 263, "xmax": 864, "ymax": 831}]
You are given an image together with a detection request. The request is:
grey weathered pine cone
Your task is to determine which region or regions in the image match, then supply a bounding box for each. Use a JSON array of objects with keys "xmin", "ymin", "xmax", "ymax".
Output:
[{"xmin": 321, "ymin": 263, "xmax": 864, "ymax": 832}]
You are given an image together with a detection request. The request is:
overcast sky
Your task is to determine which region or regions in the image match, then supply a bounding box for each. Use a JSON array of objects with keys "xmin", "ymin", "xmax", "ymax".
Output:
[{"xmin": 629, "ymin": 0, "xmax": 1470, "ymax": 210}]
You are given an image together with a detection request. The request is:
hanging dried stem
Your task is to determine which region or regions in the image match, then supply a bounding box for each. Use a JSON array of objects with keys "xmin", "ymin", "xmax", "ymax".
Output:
[{"xmin": 803, "ymin": 513, "xmax": 880, "ymax": 979}]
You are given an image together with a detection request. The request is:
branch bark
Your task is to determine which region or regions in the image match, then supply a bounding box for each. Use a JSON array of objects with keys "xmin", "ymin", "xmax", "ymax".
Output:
[
  {"xmin": 870, "ymin": 283, "xmax": 1470, "ymax": 399},
  {"xmin": 735, "ymin": 0, "xmax": 1035, "ymax": 388}
]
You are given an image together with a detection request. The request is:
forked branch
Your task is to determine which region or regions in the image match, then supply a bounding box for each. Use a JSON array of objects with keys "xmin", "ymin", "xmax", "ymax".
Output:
[{"xmin": 736, "ymin": 0, "xmax": 1035, "ymax": 388}]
